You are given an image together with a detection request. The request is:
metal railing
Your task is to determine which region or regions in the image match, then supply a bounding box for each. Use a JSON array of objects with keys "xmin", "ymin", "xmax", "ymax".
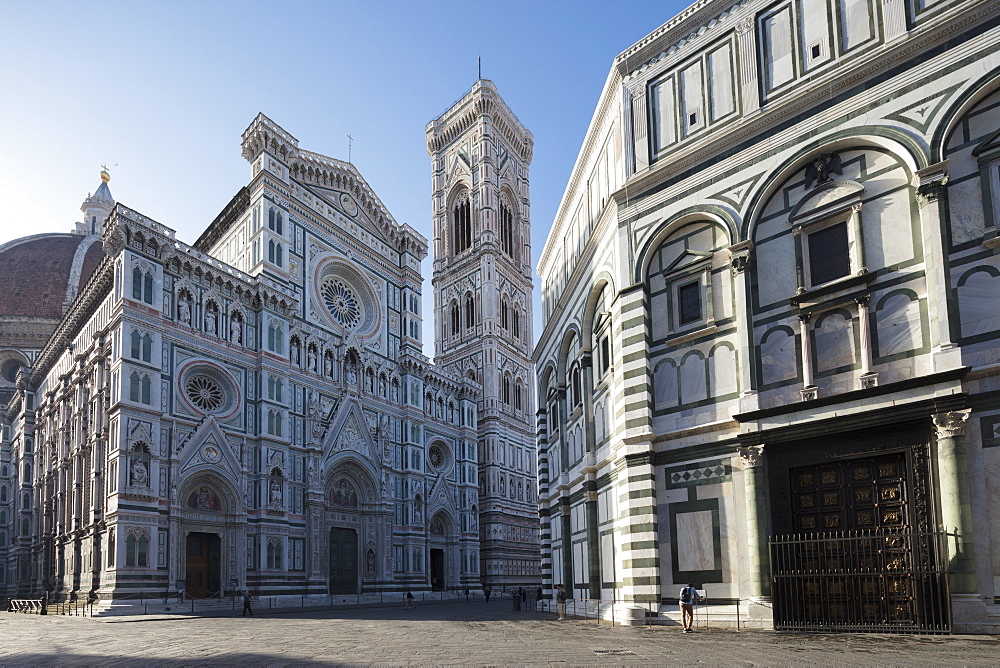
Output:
[
  {"xmin": 535, "ymin": 596, "xmax": 659, "ymax": 626},
  {"xmin": 771, "ymin": 528, "xmax": 951, "ymax": 634},
  {"xmin": 9, "ymin": 599, "xmax": 43, "ymax": 614}
]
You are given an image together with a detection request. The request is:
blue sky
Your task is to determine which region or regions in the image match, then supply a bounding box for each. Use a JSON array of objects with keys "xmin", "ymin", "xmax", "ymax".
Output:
[{"xmin": 0, "ymin": 0, "xmax": 686, "ymax": 350}]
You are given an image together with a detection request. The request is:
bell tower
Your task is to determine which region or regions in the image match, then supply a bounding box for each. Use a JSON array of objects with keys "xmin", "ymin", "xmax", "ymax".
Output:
[{"xmin": 427, "ymin": 80, "xmax": 539, "ymax": 588}]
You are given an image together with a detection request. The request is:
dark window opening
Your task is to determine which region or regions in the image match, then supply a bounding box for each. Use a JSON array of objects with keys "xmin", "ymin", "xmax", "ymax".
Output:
[
  {"xmin": 678, "ymin": 281, "xmax": 702, "ymax": 325},
  {"xmin": 808, "ymin": 222, "xmax": 850, "ymax": 286}
]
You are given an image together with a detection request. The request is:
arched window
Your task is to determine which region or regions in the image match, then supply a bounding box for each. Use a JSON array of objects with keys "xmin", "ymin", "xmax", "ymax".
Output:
[
  {"xmin": 453, "ymin": 195, "xmax": 472, "ymax": 254},
  {"xmin": 499, "ymin": 198, "xmax": 515, "ymax": 258},
  {"xmin": 126, "ymin": 532, "xmax": 149, "ymax": 567},
  {"xmin": 132, "ymin": 267, "xmax": 143, "ymax": 300},
  {"xmin": 129, "ymin": 372, "xmax": 141, "ymax": 402},
  {"xmin": 514, "ymin": 381, "xmax": 523, "ymax": 411},
  {"xmin": 500, "ymin": 298, "xmax": 509, "ymax": 330},
  {"xmin": 502, "ymin": 375, "xmax": 511, "ymax": 405},
  {"xmin": 141, "ymin": 375, "xmax": 151, "ymax": 404},
  {"xmin": 143, "ymin": 272, "xmax": 153, "ymax": 304},
  {"xmin": 513, "ymin": 308, "xmax": 521, "ymax": 339},
  {"xmin": 450, "ymin": 302, "xmax": 460, "ymax": 336},
  {"xmin": 465, "ymin": 295, "xmax": 475, "ymax": 329},
  {"xmin": 267, "ymin": 538, "xmax": 283, "ymax": 569},
  {"xmin": 268, "ymin": 208, "xmax": 283, "ymax": 236},
  {"xmin": 268, "ymin": 240, "xmax": 283, "ymax": 267}
]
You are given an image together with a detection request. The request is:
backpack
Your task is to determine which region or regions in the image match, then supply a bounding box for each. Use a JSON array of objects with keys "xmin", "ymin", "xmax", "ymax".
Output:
[{"xmin": 680, "ymin": 586, "xmax": 695, "ymax": 604}]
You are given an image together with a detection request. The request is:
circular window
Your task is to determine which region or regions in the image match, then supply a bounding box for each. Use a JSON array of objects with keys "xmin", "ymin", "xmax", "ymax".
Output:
[
  {"xmin": 185, "ymin": 375, "xmax": 225, "ymax": 412},
  {"xmin": 428, "ymin": 444, "xmax": 446, "ymax": 470},
  {"xmin": 0, "ymin": 360, "xmax": 20, "ymax": 383},
  {"xmin": 320, "ymin": 277, "xmax": 362, "ymax": 329}
]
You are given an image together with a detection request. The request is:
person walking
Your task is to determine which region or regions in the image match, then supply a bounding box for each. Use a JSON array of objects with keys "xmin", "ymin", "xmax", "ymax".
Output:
[
  {"xmin": 464, "ymin": 587, "xmax": 470, "ymax": 601},
  {"xmin": 242, "ymin": 590, "xmax": 253, "ymax": 617},
  {"xmin": 555, "ymin": 584, "xmax": 568, "ymax": 620},
  {"xmin": 404, "ymin": 590, "xmax": 415, "ymax": 609},
  {"xmin": 679, "ymin": 584, "xmax": 701, "ymax": 633},
  {"xmin": 484, "ymin": 586, "xmax": 491, "ymax": 603}
]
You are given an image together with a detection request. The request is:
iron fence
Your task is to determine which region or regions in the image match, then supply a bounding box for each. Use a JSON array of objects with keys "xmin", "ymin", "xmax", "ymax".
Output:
[{"xmin": 770, "ymin": 528, "xmax": 951, "ymax": 633}]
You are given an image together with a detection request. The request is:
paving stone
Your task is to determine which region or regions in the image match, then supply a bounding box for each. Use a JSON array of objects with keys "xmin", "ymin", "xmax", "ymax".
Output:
[{"xmin": 0, "ymin": 601, "xmax": 997, "ymax": 666}]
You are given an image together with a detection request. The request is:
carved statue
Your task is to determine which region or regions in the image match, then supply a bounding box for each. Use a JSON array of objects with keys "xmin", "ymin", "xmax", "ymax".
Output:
[
  {"xmin": 204, "ymin": 308, "xmax": 216, "ymax": 335},
  {"xmin": 269, "ymin": 481, "xmax": 282, "ymax": 504},
  {"xmin": 230, "ymin": 318, "xmax": 242, "ymax": 344},
  {"xmin": 307, "ymin": 347, "xmax": 317, "ymax": 373},
  {"xmin": 804, "ymin": 152, "xmax": 843, "ymax": 189},
  {"xmin": 346, "ymin": 363, "xmax": 358, "ymax": 386},
  {"xmin": 178, "ymin": 298, "xmax": 191, "ymax": 325},
  {"xmin": 290, "ymin": 341, "xmax": 301, "ymax": 365},
  {"xmin": 131, "ymin": 460, "xmax": 148, "ymax": 486},
  {"xmin": 324, "ymin": 354, "xmax": 333, "ymax": 377}
]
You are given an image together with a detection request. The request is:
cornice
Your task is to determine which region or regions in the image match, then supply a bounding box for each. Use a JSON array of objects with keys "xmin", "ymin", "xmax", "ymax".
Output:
[
  {"xmin": 426, "ymin": 80, "xmax": 534, "ymax": 163},
  {"xmin": 617, "ymin": 0, "xmax": 1000, "ymax": 215}
]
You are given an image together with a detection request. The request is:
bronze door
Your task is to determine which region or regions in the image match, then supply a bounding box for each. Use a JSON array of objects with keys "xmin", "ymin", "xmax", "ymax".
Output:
[{"xmin": 329, "ymin": 528, "xmax": 358, "ymax": 594}]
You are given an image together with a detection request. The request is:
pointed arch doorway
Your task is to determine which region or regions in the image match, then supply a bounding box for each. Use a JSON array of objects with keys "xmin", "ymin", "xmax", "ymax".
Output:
[
  {"xmin": 185, "ymin": 532, "xmax": 221, "ymax": 598},
  {"xmin": 329, "ymin": 527, "xmax": 358, "ymax": 594}
]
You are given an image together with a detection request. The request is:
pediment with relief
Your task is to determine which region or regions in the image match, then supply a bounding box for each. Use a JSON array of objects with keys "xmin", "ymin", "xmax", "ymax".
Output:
[
  {"xmin": 790, "ymin": 180, "xmax": 864, "ymax": 227},
  {"xmin": 177, "ymin": 416, "xmax": 241, "ymax": 484},
  {"xmin": 323, "ymin": 400, "xmax": 379, "ymax": 464}
]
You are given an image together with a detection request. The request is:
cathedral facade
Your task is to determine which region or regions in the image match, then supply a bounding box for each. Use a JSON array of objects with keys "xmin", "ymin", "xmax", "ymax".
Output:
[
  {"xmin": 534, "ymin": 0, "xmax": 1000, "ymax": 632},
  {"xmin": 0, "ymin": 81, "xmax": 538, "ymax": 601}
]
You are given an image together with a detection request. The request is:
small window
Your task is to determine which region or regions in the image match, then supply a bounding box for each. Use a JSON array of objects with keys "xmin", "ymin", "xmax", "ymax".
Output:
[
  {"xmin": 808, "ymin": 222, "xmax": 850, "ymax": 285},
  {"xmin": 678, "ymin": 281, "xmax": 702, "ymax": 325},
  {"xmin": 811, "ymin": 43, "xmax": 821, "ymax": 59}
]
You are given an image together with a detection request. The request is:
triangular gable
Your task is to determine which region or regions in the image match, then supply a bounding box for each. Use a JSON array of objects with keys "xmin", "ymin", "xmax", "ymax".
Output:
[
  {"xmin": 426, "ymin": 472, "xmax": 456, "ymax": 516},
  {"xmin": 446, "ymin": 152, "xmax": 472, "ymax": 189},
  {"xmin": 663, "ymin": 249, "xmax": 712, "ymax": 274},
  {"xmin": 322, "ymin": 399, "xmax": 379, "ymax": 464},
  {"xmin": 178, "ymin": 416, "xmax": 241, "ymax": 483},
  {"xmin": 973, "ymin": 128, "xmax": 1000, "ymax": 159}
]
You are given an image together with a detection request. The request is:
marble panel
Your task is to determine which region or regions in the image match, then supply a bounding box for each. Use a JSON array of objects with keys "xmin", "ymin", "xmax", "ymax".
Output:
[
  {"xmin": 863, "ymin": 189, "xmax": 914, "ymax": 270},
  {"xmin": 760, "ymin": 328, "xmax": 797, "ymax": 385},
  {"xmin": 815, "ymin": 312, "xmax": 856, "ymax": 372},
  {"xmin": 959, "ymin": 270, "xmax": 1000, "ymax": 337},
  {"xmin": 676, "ymin": 510, "xmax": 715, "ymax": 572},
  {"xmin": 875, "ymin": 293, "xmax": 923, "ymax": 357},
  {"xmin": 650, "ymin": 292, "xmax": 670, "ymax": 340},
  {"xmin": 654, "ymin": 360, "xmax": 679, "ymax": 410},
  {"xmin": 710, "ymin": 345, "xmax": 738, "ymax": 397},
  {"xmin": 755, "ymin": 235, "xmax": 797, "ymax": 306},
  {"xmin": 949, "ymin": 178, "xmax": 986, "ymax": 246},
  {"xmin": 680, "ymin": 355, "xmax": 707, "ymax": 404}
]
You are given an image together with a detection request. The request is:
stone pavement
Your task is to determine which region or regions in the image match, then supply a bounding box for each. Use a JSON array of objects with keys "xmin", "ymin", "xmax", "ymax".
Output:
[{"xmin": 0, "ymin": 600, "xmax": 997, "ymax": 666}]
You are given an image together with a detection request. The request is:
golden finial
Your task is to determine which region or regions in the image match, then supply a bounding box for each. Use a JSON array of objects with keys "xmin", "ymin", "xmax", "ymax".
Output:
[{"xmin": 100, "ymin": 164, "xmax": 112, "ymax": 182}]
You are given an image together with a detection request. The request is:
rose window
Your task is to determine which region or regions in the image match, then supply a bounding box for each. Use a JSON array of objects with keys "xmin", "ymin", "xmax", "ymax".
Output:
[
  {"xmin": 320, "ymin": 278, "xmax": 362, "ymax": 329},
  {"xmin": 428, "ymin": 445, "xmax": 445, "ymax": 469},
  {"xmin": 185, "ymin": 375, "xmax": 225, "ymax": 412}
]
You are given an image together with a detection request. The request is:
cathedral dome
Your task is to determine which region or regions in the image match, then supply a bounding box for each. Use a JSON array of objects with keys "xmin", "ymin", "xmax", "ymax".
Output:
[{"xmin": 0, "ymin": 233, "xmax": 103, "ymax": 318}]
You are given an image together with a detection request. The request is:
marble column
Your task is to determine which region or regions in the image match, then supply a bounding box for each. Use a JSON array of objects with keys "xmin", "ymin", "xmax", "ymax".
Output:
[
  {"xmin": 933, "ymin": 410, "xmax": 976, "ymax": 594},
  {"xmin": 798, "ymin": 314, "xmax": 817, "ymax": 400},
  {"xmin": 739, "ymin": 445, "xmax": 771, "ymax": 600},
  {"xmin": 585, "ymin": 482, "xmax": 600, "ymax": 599},
  {"xmin": 856, "ymin": 296, "xmax": 878, "ymax": 388},
  {"xmin": 730, "ymin": 242, "xmax": 758, "ymax": 413}
]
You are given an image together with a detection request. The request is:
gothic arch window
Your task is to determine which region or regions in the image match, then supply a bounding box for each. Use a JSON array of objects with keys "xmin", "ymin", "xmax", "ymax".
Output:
[
  {"xmin": 130, "ymin": 330, "xmax": 152, "ymax": 363},
  {"xmin": 266, "ymin": 538, "xmax": 283, "ymax": 569},
  {"xmin": 132, "ymin": 267, "xmax": 154, "ymax": 304},
  {"xmin": 267, "ymin": 375, "xmax": 284, "ymax": 402},
  {"xmin": 513, "ymin": 306, "xmax": 521, "ymax": 340},
  {"xmin": 465, "ymin": 294, "xmax": 475, "ymax": 329},
  {"xmin": 500, "ymin": 297, "xmax": 509, "ymax": 330},
  {"xmin": 452, "ymin": 193, "xmax": 472, "ymax": 255},
  {"xmin": 125, "ymin": 530, "xmax": 149, "ymax": 567},
  {"xmin": 268, "ymin": 240, "xmax": 283, "ymax": 267},
  {"xmin": 268, "ymin": 208, "xmax": 283, "ymax": 236},
  {"xmin": 499, "ymin": 196, "xmax": 516, "ymax": 258},
  {"xmin": 502, "ymin": 374, "xmax": 512, "ymax": 405},
  {"xmin": 129, "ymin": 371, "xmax": 151, "ymax": 405},
  {"xmin": 571, "ymin": 366, "xmax": 582, "ymax": 408},
  {"xmin": 267, "ymin": 323, "xmax": 284, "ymax": 354},
  {"xmin": 267, "ymin": 410, "xmax": 284, "ymax": 437},
  {"xmin": 0, "ymin": 486, "xmax": 6, "ymax": 503},
  {"xmin": 514, "ymin": 380, "xmax": 523, "ymax": 411},
  {"xmin": 450, "ymin": 301, "xmax": 460, "ymax": 336}
]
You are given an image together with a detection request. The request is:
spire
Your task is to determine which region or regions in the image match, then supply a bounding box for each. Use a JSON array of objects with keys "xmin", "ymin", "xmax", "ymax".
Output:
[{"xmin": 74, "ymin": 168, "xmax": 116, "ymax": 236}]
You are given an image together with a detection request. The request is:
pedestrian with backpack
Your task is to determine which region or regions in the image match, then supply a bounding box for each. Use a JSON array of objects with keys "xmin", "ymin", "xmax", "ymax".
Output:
[{"xmin": 679, "ymin": 584, "xmax": 700, "ymax": 632}]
